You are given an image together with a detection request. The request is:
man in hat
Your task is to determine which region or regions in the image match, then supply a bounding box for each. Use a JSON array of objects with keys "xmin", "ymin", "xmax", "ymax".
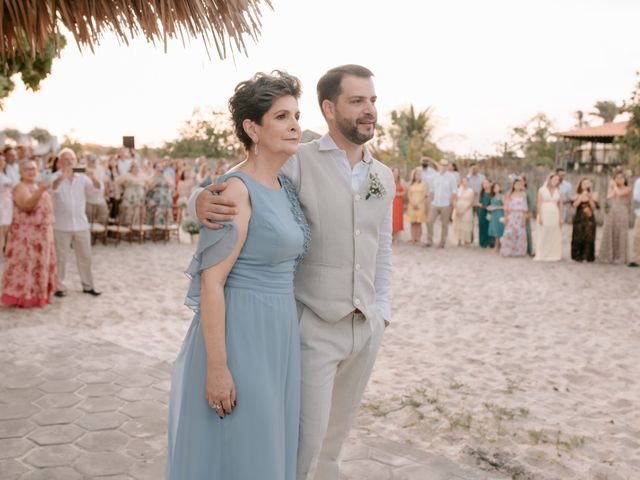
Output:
[{"xmin": 426, "ymin": 159, "xmax": 458, "ymax": 248}]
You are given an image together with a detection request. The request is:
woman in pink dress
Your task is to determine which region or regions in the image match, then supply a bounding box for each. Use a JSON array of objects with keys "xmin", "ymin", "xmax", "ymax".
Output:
[
  {"xmin": 1, "ymin": 160, "xmax": 57, "ymax": 307},
  {"xmin": 500, "ymin": 177, "xmax": 529, "ymax": 257}
]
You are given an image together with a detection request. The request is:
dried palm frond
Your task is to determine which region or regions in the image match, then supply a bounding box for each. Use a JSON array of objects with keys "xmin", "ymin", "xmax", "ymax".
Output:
[{"xmin": 1, "ymin": 0, "xmax": 272, "ymax": 63}]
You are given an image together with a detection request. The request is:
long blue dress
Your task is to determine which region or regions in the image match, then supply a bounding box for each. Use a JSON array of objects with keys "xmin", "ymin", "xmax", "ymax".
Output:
[
  {"xmin": 166, "ymin": 172, "xmax": 310, "ymax": 480},
  {"xmin": 488, "ymin": 196, "xmax": 505, "ymax": 238}
]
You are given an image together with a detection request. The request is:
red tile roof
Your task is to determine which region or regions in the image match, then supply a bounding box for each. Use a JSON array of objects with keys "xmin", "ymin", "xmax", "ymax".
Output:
[{"xmin": 557, "ymin": 121, "xmax": 628, "ymax": 139}]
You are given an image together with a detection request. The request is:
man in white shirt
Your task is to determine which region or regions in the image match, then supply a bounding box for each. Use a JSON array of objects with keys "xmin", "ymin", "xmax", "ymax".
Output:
[
  {"xmin": 467, "ymin": 163, "xmax": 485, "ymax": 200},
  {"xmin": 630, "ymin": 176, "xmax": 640, "ymax": 267},
  {"xmin": 51, "ymin": 148, "xmax": 102, "ymax": 297},
  {"xmin": 556, "ymin": 168, "xmax": 573, "ymax": 222},
  {"xmin": 117, "ymin": 151, "xmax": 133, "ymax": 176},
  {"xmin": 3, "ymin": 147, "xmax": 20, "ymax": 186},
  {"xmin": 189, "ymin": 65, "xmax": 392, "ymax": 480},
  {"xmin": 426, "ymin": 159, "xmax": 458, "ymax": 248}
]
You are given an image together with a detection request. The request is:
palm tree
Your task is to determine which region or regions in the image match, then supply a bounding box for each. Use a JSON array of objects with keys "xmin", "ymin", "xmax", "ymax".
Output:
[
  {"xmin": 591, "ymin": 100, "xmax": 619, "ymax": 124},
  {"xmin": 574, "ymin": 110, "xmax": 587, "ymax": 128}
]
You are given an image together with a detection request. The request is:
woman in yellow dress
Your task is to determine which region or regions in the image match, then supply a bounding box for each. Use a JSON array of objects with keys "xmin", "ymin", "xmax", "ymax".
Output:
[
  {"xmin": 406, "ymin": 167, "xmax": 427, "ymax": 244},
  {"xmin": 452, "ymin": 177, "xmax": 474, "ymax": 246}
]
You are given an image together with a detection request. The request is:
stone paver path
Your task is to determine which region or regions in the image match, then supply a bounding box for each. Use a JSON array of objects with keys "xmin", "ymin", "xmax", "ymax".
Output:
[{"xmin": 0, "ymin": 325, "xmax": 506, "ymax": 479}]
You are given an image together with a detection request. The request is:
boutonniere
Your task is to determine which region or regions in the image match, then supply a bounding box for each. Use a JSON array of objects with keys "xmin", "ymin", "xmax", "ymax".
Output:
[{"xmin": 365, "ymin": 172, "xmax": 386, "ymax": 200}]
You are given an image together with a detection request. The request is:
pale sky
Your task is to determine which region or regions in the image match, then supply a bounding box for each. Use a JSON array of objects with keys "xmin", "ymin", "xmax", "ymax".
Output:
[{"xmin": 1, "ymin": 0, "xmax": 639, "ymax": 156}]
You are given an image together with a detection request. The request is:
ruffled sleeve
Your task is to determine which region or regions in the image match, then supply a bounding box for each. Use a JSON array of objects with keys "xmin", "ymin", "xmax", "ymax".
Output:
[{"xmin": 184, "ymin": 222, "xmax": 238, "ymax": 313}]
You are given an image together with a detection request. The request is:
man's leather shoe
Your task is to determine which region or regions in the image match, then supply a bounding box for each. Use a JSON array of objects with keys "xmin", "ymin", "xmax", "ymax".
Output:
[
  {"xmin": 82, "ymin": 288, "xmax": 102, "ymax": 297},
  {"xmin": 53, "ymin": 290, "xmax": 66, "ymax": 298},
  {"xmin": 628, "ymin": 262, "xmax": 639, "ymax": 268}
]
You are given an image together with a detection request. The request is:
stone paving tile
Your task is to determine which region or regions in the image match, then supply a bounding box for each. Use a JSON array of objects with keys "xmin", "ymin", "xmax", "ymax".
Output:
[
  {"xmin": 0, "ymin": 419, "xmax": 36, "ymax": 438},
  {"xmin": 34, "ymin": 393, "xmax": 82, "ymax": 409},
  {"xmin": 0, "ymin": 403, "xmax": 40, "ymax": 421},
  {"xmin": 0, "ymin": 387, "xmax": 44, "ymax": 404},
  {"xmin": 77, "ymin": 430, "xmax": 131, "ymax": 452},
  {"xmin": 75, "ymin": 411, "xmax": 128, "ymax": 431},
  {"xmin": 20, "ymin": 466, "xmax": 82, "ymax": 480},
  {"xmin": 23, "ymin": 444, "xmax": 82, "ymax": 468},
  {"xmin": 0, "ymin": 437, "xmax": 36, "ymax": 459},
  {"xmin": 38, "ymin": 379, "xmax": 84, "ymax": 394},
  {"xmin": 32, "ymin": 407, "xmax": 82, "ymax": 426},
  {"xmin": 78, "ymin": 396, "xmax": 124, "ymax": 413},
  {"xmin": 119, "ymin": 400, "xmax": 167, "ymax": 419},
  {"xmin": 77, "ymin": 370, "xmax": 119, "ymax": 384},
  {"xmin": 27, "ymin": 424, "xmax": 85, "ymax": 446},
  {"xmin": 74, "ymin": 451, "xmax": 133, "ymax": 476},
  {"xmin": 78, "ymin": 383, "xmax": 121, "ymax": 397},
  {"xmin": 0, "ymin": 458, "xmax": 29, "ymax": 480}
]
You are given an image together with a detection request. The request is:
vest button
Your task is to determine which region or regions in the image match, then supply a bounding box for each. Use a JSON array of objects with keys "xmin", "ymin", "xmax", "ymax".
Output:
[
  {"xmin": 355, "ymin": 264, "xmax": 361, "ymax": 270},
  {"xmin": 355, "ymin": 194, "xmax": 361, "ymax": 201},
  {"xmin": 354, "ymin": 298, "xmax": 361, "ymax": 306},
  {"xmin": 355, "ymin": 229, "xmax": 361, "ymax": 236}
]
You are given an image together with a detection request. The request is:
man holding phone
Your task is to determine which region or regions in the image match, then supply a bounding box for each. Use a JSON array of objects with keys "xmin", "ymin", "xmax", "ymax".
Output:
[{"xmin": 51, "ymin": 148, "xmax": 102, "ymax": 297}]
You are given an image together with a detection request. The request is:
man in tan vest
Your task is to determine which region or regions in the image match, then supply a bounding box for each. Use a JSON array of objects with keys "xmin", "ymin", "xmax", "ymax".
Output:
[{"xmin": 190, "ymin": 65, "xmax": 394, "ymax": 480}]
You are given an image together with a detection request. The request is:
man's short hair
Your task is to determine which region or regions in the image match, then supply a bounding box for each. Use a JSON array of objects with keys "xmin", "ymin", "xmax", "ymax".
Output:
[{"xmin": 316, "ymin": 64, "xmax": 374, "ymax": 110}]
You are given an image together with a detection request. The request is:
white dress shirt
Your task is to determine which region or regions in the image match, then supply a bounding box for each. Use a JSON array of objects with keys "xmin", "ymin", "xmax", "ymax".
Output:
[
  {"xmin": 633, "ymin": 177, "xmax": 640, "ymax": 218},
  {"xmin": 5, "ymin": 162, "xmax": 20, "ymax": 186},
  {"xmin": 117, "ymin": 158, "xmax": 133, "ymax": 176},
  {"xmin": 467, "ymin": 173, "xmax": 485, "ymax": 194},
  {"xmin": 188, "ymin": 133, "xmax": 393, "ymax": 321},
  {"xmin": 428, "ymin": 171, "xmax": 458, "ymax": 207},
  {"xmin": 51, "ymin": 173, "xmax": 102, "ymax": 231},
  {"xmin": 421, "ymin": 166, "xmax": 437, "ymax": 185}
]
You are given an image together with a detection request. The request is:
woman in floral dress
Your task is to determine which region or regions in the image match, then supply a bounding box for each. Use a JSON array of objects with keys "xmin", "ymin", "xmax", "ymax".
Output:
[
  {"xmin": 500, "ymin": 177, "xmax": 529, "ymax": 257},
  {"xmin": 146, "ymin": 160, "xmax": 175, "ymax": 226},
  {"xmin": 1, "ymin": 160, "xmax": 57, "ymax": 307},
  {"xmin": 116, "ymin": 162, "xmax": 148, "ymax": 224}
]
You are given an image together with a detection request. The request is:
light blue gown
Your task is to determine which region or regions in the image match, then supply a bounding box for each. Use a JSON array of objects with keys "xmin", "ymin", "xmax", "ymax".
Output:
[{"xmin": 166, "ymin": 172, "xmax": 310, "ymax": 480}]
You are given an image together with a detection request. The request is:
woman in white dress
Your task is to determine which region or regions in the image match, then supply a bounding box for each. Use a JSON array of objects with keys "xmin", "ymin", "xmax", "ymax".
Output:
[
  {"xmin": 534, "ymin": 173, "xmax": 562, "ymax": 262},
  {"xmin": 0, "ymin": 153, "xmax": 14, "ymax": 256},
  {"xmin": 452, "ymin": 177, "xmax": 474, "ymax": 246}
]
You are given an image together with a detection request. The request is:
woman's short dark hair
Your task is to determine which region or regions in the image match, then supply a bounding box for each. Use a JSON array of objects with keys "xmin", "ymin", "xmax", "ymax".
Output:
[
  {"xmin": 316, "ymin": 64, "xmax": 373, "ymax": 110},
  {"xmin": 229, "ymin": 70, "xmax": 302, "ymax": 150}
]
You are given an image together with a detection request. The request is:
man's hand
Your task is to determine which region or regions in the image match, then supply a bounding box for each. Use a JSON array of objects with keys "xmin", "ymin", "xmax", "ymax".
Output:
[{"xmin": 196, "ymin": 182, "xmax": 239, "ymax": 230}]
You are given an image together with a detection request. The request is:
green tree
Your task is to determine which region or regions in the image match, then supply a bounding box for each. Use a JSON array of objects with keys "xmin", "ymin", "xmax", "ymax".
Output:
[
  {"xmin": 163, "ymin": 108, "xmax": 239, "ymax": 159},
  {"xmin": 620, "ymin": 73, "xmax": 640, "ymax": 170},
  {"xmin": 372, "ymin": 105, "xmax": 441, "ymax": 172},
  {"xmin": 1, "ymin": 33, "xmax": 66, "ymax": 105},
  {"xmin": 510, "ymin": 113, "xmax": 557, "ymax": 167},
  {"xmin": 2, "ymin": 128, "xmax": 21, "ymax": 142},
  {"xmin": 29, "ymin": 127, "xmax": 52, "ymax": 144},
  {"xmin": 591, "ymin": 100, "xmax": 619, "ymax": 124}
]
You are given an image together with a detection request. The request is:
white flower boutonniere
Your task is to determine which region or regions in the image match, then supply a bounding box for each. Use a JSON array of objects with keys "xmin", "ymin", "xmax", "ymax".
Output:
[{"xmin": 365, "ymin": 172, "xmax": 386, "ymax": 200}]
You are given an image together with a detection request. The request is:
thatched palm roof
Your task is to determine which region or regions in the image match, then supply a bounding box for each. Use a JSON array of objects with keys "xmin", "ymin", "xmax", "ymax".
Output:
[{"xmin": 1, "ymin": 0, "xmax": 271, "ymax": 62}]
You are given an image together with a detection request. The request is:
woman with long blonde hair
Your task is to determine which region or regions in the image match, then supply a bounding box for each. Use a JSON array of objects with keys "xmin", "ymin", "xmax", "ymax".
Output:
[
  {"xmin": 534, "ymin": 172, "xmax": 562, "ymax": 262},
  {"xmin": 406, "ymin": 167, "xmax": 427, "ymax": 243}
]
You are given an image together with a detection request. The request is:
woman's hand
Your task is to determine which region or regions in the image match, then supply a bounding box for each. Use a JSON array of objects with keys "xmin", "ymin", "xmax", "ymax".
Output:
[
  {"xmin": 205, "ymin": 364, "xmax": 236, "ymax": 419},
  {"xmin": 537, "ymin": 216, "xmax": 542, "ymax": 226}
]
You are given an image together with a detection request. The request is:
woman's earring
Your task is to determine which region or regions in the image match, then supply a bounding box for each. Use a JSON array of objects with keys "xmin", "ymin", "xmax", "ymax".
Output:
[{"xmin": 253, "ymin": 141, "xmax": 259, "ymax": 156}]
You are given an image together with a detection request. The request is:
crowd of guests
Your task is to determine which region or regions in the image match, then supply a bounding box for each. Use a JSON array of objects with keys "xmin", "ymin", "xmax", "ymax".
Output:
[
  {"xmin": 392, "ymin": 157, "xmax": 640, "ymax": 267},
  {"xmin": 0, "ymin": 145, "xmax": 219, "ymax": 309}
]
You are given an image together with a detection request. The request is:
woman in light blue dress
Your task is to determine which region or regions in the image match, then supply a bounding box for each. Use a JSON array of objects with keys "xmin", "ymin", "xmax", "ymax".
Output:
[{"xmin": 166, "ymin": 71, "xmax": 309, "ymax": 480}]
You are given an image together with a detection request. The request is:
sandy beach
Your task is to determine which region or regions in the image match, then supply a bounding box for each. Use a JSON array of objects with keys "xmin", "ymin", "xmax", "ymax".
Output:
[{"xmin": 1, "ymin": 227, "xmax": 638, "ymax": 480}]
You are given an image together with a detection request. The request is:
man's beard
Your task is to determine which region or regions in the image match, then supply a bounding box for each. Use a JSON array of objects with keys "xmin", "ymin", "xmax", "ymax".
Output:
[{"xmin": 336, "ymin": 114, "xmax": 376, "ymax": 145}]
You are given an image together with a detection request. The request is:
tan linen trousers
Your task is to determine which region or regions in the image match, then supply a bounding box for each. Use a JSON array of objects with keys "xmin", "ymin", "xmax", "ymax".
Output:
[
  {"xmin": 54, "ymin": 230, "xmax": 94, "ymax": 291},
  {"xmin": 297, "ymin": 306, "xmax": 385, "ymax": 480}
]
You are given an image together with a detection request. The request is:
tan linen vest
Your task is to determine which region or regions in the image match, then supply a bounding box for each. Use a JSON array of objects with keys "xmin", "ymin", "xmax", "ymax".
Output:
[{"xmin": 294, "ymin": 140, "xmax": 394, "ymax": 323}]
